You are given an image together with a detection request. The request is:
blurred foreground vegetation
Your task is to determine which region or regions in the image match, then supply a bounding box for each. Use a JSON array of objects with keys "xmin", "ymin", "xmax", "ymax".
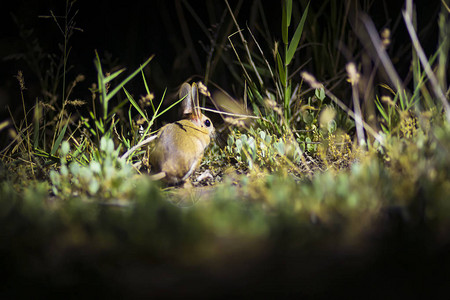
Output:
[{"xmin": 1, "ymin": 0, "xmax": 450, "ymax": 297}]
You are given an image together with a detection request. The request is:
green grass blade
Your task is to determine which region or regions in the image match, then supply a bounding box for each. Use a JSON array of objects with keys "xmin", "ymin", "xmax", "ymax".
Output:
[
  {"xmin": 374, "ymin": 96, "xmax": 386, "ymax": 116},
  {"xmin": 33, "ymin": 100, "xmax": 40, "ymax": 149},
  {"xmin": 286, "ymin": 0, "xmax": 292, "ymax": 27},
  {"xmin": 94, "ymin": 52, "xmax": 108, "ymax": 120},
  {"xmin": 141, "ymin": 69, "xmax": 155, "ymax": 113},
  {"xmin": 128, "ymin": 106, "xmax": 133, "ymax": 124},
  {"xmin": 374, "ymin": 97, "xmax": 388, "ymax": 122},
  {"xmin": 104, "ymin": 68, "xmax": 126, "ymax": 84},
  {"xmin": 155, "ymin": 89, "xmax": 185, "ymax": 119},
  {"xmin": 94, "ymin": 50, "xmax": 103, "ymax": 76},
  {"xmin": 277, "ymin": 52, "xmax": 286, "ymax": 86},
  {"xmin": 105, "ymin": 55, "xmax": 154, "ymax": 103},
  {"xmin": 71, "ymin": 138, "xmax": 87, "ymax": 162},
  {"xmin": 123, "ymin": 88, "xmax": 149, "ymax": 123},
  {"xmin": 95, "ymin": 120, "xmax": 105, "ymax": 134},
  {"xmin": 50, "ymin": 116, "xmax": 70, "ymax": 156},
  {"xmin": 281, "ymin": 0, "xmax": 290, "ymax": 44},
  {"xmin": 107, "ymin": 98, "xmax": 129, "ymax": 121},
  {"xmin": 380, "ymin": 123, "xmax": 389, "ymax": 135},
  {"xmin": 154, "ymin": 88, "xmax": 167, "ymax": 117},
  {"xmin": 286, "ymin": 2, "xmax": 309, "ymax": 66}
]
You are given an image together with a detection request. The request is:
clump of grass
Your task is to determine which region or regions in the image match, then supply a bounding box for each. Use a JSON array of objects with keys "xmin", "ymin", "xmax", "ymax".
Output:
[
  {"xmin": 224, "ymin": 0, "xmax": 310, "ymax": 133},
  {"xmin": 49, "ymin": 137, "xmax": 140, "ymax": 202},
  {"xmin": 223, "ymin": 126, "xmax": 302, "ymax": 173},
  {"xmin": 3, "ymin": 1, "xmax": 219, "ymax": 201}
]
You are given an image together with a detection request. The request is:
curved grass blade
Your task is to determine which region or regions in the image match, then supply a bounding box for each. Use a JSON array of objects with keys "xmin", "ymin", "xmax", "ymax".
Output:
[
  {"xmin": 286, "ymin": 2, "xmax": 309, "ymax": 66},
  {"xmin": 277, "ymin": 52, "xmax": 286, "ymax": 86},
  {"xmin": 282, "ymin": 0, "xmax": 292, "ymax": 44},
  {"xmin": 50, "ymin": 116, "xmax": 70, "ymax": 156},
  {"xmin": 105, "ymin": 55, "xmax": 154, "ymax": 102},
  {"xmin": 124, "ymin": 87, "xmax": 148, "ymax": 123},
  {"xmin": 104, "ymin": 68, "xmax": 126, "ymax": 84}
]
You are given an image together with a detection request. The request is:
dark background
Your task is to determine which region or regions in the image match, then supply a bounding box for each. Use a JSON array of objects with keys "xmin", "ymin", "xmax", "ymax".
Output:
[{"xmin": 0, "ymin": 0, "xmax": 442, "ymax": 123}]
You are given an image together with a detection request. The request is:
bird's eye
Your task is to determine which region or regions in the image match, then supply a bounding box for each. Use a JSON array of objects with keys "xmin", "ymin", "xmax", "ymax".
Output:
[{"xmin": 204, "ymin": 119, "xmax": 211, "ymax": 127}]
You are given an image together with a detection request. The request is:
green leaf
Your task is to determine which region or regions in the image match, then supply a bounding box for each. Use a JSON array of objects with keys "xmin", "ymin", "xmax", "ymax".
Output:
[
  {"xmin": 380, "ymin": 123, "xmax": 389, "ymax": 135},
  {"xmin": 315, "ymin": 87, "xmax": 325, "ymax": 101},
  {"xmin": 374, "ymin": 97, "xmax": 388, "ymax": 121},
  {"xmin": 285, "ymin": 84, "xmax": 292, "ymax": 112},
  {"xmin": 281, "ymin": 0, "xmax": 292, "ymax": 44},
  {"xmin": 259, "ymin": 130, "xmax": 266, "ymax": 140},
  {"xmin": 275, "ymin": 141, "xmax": 285, "ymax": 155},
  {"xmin": 103, "ymin": 68, "xmax": 126, "ymax": 84},
  {"xmin": 141, "ymin": 69, "xmax": 155, "ymax": 113},
  {"xmin": 95, "ymin": 120, "xmax": 104, "ymax": 134},
  {"xmin": 286, "ymin": 2, "xmax": 309, "ymax": 66},
  {"xmin": 94, "ymin": 52, "xmax": 108, "ymax": 119},
  {"xmin": 155, "ymin": 89, "xmax": 185, "ymax": 119},
  {"xmin": 286, "ymin": 0, "xmax": 292, "ymax": 26},
  {"xmin": 51, "ymin": 116, "xmax": 70, "ymax": 156},
  {"xmin": 124, "ymin": 88, "xmax": 148, "ymax": 122},
  {"xmin": 105, "ymin": 55, "xmax": 154, "ymax": 103},
  {"xmin": 94, "ymin": 51, "xmax": 104, "ymax": 77},
  {"xmin": 277, "ymin": 52, "xmax": 286, "ymax": 86},
  {"xmin": 282, "ymin": 1, "xmax": 287, "ymax": 44}
]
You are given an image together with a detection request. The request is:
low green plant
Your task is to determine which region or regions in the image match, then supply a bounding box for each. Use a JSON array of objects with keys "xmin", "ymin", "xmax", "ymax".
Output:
[
  {"xmin": 49, "ymin": 137, "xmax": 139, "ymax": 201},
  {"xmin": 224, "ymin": 127, "xmax": 302, "ymax": 172}
]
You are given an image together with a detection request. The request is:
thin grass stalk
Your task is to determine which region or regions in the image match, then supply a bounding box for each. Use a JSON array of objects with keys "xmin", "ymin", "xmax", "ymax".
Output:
[
  {"xmin": 62, "ymin": 0, "xmax": 69, "ymax": 103},
  {"xmin": 347, "ymin": 63, "xmax": 366, "ymax": 145},
  {"xmin": 437, "ymin": 3, "xmax": 449, "ymax": 91},
  {"xmin": 302, "ymin": 71, "xmax": 384, "ymax": 146},
  {"xmin": 225, "ymin": 0, "xmax": 263, "ymax": 86},
  {"xmin": 246, "ymin": 25, "xmax": 283, "ymax": 102},
  {"xmin": 403, "ymin": 0, "xmax": 450, "ymax": 121},
  {"xmin": 16, "ymin": 71, "xmax": 32, "ymax": 159},
  {"xmin": 361, "ymin": 14, "xmax": 404, "ymax": 95}
]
